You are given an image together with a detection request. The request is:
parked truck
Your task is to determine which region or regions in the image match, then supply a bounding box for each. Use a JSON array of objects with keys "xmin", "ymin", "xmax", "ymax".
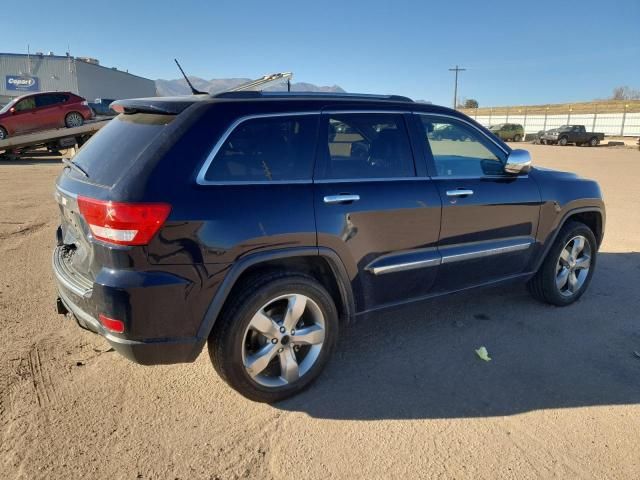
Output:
[{"xmin": 539, "ymin": 125, "xmax": 604, "ymax": 147}]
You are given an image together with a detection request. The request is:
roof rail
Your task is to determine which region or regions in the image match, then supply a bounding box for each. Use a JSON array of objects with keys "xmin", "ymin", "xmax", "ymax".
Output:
[{"xmin": 213, "ymin": 91, "xmax": 414, "ymax": 102}]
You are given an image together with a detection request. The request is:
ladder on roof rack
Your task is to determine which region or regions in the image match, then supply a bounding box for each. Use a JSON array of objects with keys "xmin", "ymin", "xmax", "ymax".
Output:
[
  {"xmin": 216, "ymin": 71, "xmax": 413, "ymax": 102},
  {"xmin": 229, "ymin": 72, "xmax": 294, "ymax": 92}
]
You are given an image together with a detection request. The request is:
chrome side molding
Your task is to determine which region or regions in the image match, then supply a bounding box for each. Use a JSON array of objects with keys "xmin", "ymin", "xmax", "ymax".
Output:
[{"xmin": 366, "ymin": 238, "xmax": 534, "ymax": 275}]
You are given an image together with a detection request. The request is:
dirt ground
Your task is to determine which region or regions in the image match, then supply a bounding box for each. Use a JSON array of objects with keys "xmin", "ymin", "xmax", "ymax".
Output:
[{"xmin": 1, "ymin": 144, "xmax": 639, "ymax": 480}]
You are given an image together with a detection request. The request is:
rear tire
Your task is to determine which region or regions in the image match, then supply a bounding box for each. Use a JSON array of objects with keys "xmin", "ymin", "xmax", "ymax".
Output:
[
  {"xmin": 514, "ymin": 134, "xmax": 522, "ymax": 142},
  {"xmin": 208, "ymin": 272, "xmax": 339, "ymax": 403},
  {"xmin": 65, "ymin": 112, "xmax": 84, "ymax": 128},
  {"xmin": 527, "ymin": 221, "xmax": 597, "ymax": 306},
  {"xmin": 589, "ymin": 137, "xmax": 599, "ymax": 147}
]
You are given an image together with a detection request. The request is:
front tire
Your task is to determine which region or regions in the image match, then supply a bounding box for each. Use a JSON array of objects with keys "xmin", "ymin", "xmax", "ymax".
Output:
[
  {"xmin": 208, "ymin": 273, "xmax": 339, "ymax": 402},
  {"xmin": 0, "ymin": 126, "xmax": 7, "ymax": 141},
  {"xmin": 528, "ymin": 221, "xmax": 597, "ymax": 306},
  {"xmin": 514, "ymin": 134, "xmax": 522, "ymax": 142},
  {"xmin": 558, "ymin": 136, "xmax": 568, "ymax": 146}
]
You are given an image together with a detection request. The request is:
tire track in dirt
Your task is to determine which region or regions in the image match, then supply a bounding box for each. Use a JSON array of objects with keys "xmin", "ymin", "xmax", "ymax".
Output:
[{"xmin": 0, "ymin": 222, "xmax": 48, "ymax": 241}]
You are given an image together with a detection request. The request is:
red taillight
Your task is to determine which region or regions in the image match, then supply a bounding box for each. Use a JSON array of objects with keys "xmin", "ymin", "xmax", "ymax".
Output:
[
  {"xmin": 77, "ymin": 196, "xmax": 171, "ymax": 246},
  {"xmin": 99, "ymin": 314, "xmax": 125, "ymax": 333}
]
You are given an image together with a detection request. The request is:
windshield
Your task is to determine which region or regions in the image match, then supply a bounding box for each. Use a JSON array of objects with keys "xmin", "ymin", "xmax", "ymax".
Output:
[
  {"xmin": 489, "ymin": 124, "xmax": 504, "ymax": 130},
  {"xmin": 0, "ymin": 98, "xmax": 18, "ymax": 114}
]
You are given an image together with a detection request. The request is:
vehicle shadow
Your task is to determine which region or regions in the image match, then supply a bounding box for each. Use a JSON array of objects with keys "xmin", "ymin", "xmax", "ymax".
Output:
[
  {"xmin": 277, "ymin": 252, "xmax": 640, "ymax": 419},
  {"xmin": 0, "ymin": 150, "xmax": 63, "ymax": 165}
]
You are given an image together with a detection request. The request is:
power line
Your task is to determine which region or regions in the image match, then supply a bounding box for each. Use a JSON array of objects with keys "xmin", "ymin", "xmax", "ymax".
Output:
[{"xmin": 448, "ymin": 65, "xmax": 466, "ymax": 108}]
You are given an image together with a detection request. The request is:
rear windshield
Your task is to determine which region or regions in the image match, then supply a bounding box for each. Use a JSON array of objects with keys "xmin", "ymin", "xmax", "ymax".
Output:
[{"xmin": 72, "ymin": 113, "xmax": 175, "ymax": 186}]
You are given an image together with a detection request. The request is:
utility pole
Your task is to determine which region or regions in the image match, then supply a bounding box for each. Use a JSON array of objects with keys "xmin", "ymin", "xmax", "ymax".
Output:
[{"xmin": 448, "ymin": 65, "xmax": 466, "ymax": 108}]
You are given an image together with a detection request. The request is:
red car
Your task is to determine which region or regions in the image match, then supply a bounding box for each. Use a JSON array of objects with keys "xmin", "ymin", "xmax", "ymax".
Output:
[{"xmin": 0, "ymin": 91, "xmax": 94, "ymax": 140}]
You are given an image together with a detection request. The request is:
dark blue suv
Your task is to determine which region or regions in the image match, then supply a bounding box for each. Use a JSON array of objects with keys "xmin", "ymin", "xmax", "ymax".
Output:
[{"xmin": 53, "ymin": 92, "xmax": 605, "ymax": 402}]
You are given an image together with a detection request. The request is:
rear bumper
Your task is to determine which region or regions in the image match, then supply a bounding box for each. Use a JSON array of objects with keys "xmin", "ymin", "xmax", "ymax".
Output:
[
  {"xmin": 56, "ymin": 286, "xmax": 203, "ymax": 364},
  {"xmin": 52, "ymin": 246, "xmax": 205, "ymax": 365}
]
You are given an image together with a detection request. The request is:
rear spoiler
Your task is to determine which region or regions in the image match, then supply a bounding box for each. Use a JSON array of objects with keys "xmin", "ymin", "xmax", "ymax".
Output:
[{"xmin": 110, "ymin": 95, "xmax": 210, "ymax": 115}]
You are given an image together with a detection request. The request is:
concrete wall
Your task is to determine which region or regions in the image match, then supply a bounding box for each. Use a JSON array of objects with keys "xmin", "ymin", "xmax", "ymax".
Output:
[{"xmin": 471, "ymin": 112, "xmax": 640, "ymax": 137}]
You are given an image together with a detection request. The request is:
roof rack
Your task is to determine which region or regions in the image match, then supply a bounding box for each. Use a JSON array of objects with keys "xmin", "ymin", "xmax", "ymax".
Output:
[{"xmin": 213, "ymin": 91, "xmax": 414, "ymax": 102}]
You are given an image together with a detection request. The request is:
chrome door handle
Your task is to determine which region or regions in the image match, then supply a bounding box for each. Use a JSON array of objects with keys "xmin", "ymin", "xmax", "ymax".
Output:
[
  {"xmin": 323, "ymin": 194, "xmax": 360, "ymax": 204},
  {"xmin": 446, "ymin": 189, "xmax": 474, "ymax": 197}
]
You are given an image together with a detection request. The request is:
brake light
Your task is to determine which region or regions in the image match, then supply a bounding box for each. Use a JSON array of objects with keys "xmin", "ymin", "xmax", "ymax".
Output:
[
  {"xmin": 81, "ymin": 100, "xmax": 88, "ymax": 106},
  {"xmin": 77, "ymin": 196, "xmax": 171, "ymax": 246},
  {"xmin": 99, "ymin": 314, "xmax": 125, "ymax": 333}
]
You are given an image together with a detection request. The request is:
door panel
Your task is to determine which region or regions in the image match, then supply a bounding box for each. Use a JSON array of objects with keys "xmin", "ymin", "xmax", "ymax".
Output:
[
  {"xmin": 314, "ymin": 112, "xmax": 442, "ymax": 312},
  {"xmin": 415, "ymin": 113, "xmax": 542, "ymax": 292},
  {"xmin": 11, "ymin": 96, "xmax": 38, "ymax": 134},
  {"xmin": 432, "ymin": 176, "xmax": 540, "ymax": 291},
  {"xmin": 35, "ymin": 94, "xmax": 64, "ymax": 129},
  {"xmin": 315, "ymin": 180, "xmax": 442, "ymax": 311}
]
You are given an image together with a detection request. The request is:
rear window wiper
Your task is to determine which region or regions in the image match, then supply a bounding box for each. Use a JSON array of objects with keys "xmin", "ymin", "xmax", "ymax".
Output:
[{"xmin": 62, "ymin": 158, "xmax": 89, "ymax": 178}]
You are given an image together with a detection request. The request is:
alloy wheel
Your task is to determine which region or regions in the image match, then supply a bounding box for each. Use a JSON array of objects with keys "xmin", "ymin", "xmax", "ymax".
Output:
[
  {"xmin": 66, "ymin": 113, "xmax": 83, "ymax": 127},
  {"xmin": 555, "ymin": 235, "xmax": 591, "ymax": 297},
  {"xmin": 241, "ymin": 293, "xmax": 326, "ymax": 388}
]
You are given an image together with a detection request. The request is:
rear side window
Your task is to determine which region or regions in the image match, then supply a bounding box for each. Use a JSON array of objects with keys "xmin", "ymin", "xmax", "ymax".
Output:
[
  {"xmin": 203, "ymin": 115, "xmax": 318, "ymax": 182},
  {"xmin": 72, "ymin": 113, "xmax": 175, "ymax": 186},
  {"xmin": 36, "ymin": 94, "xmax": 66, "ymax": 107},
  {"xmin": 319, "ymin": 113, "xmax": 415, "ymax": 180}
]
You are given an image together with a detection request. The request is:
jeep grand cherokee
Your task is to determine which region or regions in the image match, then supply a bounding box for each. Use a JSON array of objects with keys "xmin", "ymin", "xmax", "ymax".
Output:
[{"xmin": 53, "ymin": 92, "xmax": 605, "ymax": 402}]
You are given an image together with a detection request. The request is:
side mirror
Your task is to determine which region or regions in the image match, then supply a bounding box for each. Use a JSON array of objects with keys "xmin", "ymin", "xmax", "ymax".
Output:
[
  {"xmin": 9, "ymin": 107, "xmax": 16, "ymax": 114},
  {"xmin": 504, "ymin": 149, "xmax": 532, "ymax": 175}
]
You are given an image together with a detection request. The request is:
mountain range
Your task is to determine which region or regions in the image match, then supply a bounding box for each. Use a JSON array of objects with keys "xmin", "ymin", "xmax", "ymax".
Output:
[{"xmin": 155, "ymin": 77, "xmax": 345, "ymax": 96}]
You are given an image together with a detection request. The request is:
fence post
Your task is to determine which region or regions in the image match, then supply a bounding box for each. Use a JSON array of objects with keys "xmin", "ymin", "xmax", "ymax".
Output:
[
  {"xmin": 506, "ymin": 107, "xmax": 510, "ymax": 122},
  {"xmin": 592, "ymin": 104, "xmax": 598, "ymax": 132},
  {"xmin": 567, "ymin": 107, "xmax": 572, "ymax": 125},
  {"xmin": 523, "ymin": 107, "xmax": 528, "ymax": 134},
  {"xmin": 489, "ymin": 108, "xmax": 493, "ymax": 126},
  {"xmin": 621, "ymin": 104, "xmax": 628, "ymax": 136},
  {"xmin": 543, "ymin": 107, "xmax": 548, "ymax": 131}
]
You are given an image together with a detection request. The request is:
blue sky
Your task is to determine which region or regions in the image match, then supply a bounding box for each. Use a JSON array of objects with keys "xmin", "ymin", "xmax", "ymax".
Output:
[{"xmin": 3, "ymin": 0, "xmax": 639, "ymax": 107}]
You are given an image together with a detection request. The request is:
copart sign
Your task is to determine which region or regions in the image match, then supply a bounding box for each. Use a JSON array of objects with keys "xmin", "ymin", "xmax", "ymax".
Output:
[{"xmin": 5, "ymin": 75, "xmax": 40, "ymax": 92}]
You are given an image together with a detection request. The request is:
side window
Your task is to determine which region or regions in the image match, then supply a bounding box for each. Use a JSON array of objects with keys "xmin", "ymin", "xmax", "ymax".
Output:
[
  {"xmin": 35, "ymin": 94, "xmax": 58, "ymax": 108},
  {"xmin": 321, "ymin": 113, "xmax": 415, "ymax": 179},
  {"xmin": 419, "ymin": 116, "xmax": 505, "ymax": 177},
  {"xmin": 15, "ymin": 97, "xmax": 36, "ymax": 111},
  {"xmin": 204, "ymin": 115, "xmax": 318, "ymax": 182}
]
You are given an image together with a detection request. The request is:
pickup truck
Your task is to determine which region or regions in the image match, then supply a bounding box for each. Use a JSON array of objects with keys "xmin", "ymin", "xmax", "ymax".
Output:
[{"xmin": 539, "ymin": 125, "xmax": 604, "ymax": 147}]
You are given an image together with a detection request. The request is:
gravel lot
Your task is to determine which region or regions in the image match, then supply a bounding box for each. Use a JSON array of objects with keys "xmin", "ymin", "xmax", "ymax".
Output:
[{"xmin": 1, "ymin": 144, "xmax": 639, "ymax": 479}]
